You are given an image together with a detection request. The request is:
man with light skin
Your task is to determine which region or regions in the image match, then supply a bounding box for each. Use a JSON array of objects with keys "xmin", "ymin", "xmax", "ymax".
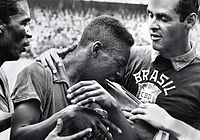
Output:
[
  {"xmin": 0, "ymin": 0, "xmax": 93, "ymax": 139},
  {"xmin": 43, "ymin": 0, "xmax": 200, "ymax": 139},
  {"xmin": 120, "ymin": 0, "xmax": 200, "ymax": 139}
]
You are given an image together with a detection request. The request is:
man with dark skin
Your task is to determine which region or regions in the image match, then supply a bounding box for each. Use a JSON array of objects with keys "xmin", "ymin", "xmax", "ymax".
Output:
[
  {"xmin": 10, "ymin": 15, "xmax": 136, "ymax": 140},
  {"xmin": 0, "ymin": 0, "xmax": 32, "ymax": 132},
  {"xmin": 43, "ymin": 0, "xmax": 200, "ymax": 139},
  {"xmin": 0, "ymin": 0, "xmax": 92, "ymax": 139}
]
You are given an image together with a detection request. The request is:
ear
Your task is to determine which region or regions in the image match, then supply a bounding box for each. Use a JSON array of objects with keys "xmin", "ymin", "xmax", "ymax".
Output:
[
  {"xmin": 91, "ymin": 41, "xmax": 102, "ymax": 58},
  {"xmin": 184, "ymin": 13, "xmax": 197, "ymax": 29}
]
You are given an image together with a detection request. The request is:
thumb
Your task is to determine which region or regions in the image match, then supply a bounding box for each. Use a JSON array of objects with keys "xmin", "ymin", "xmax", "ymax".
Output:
[
  {"xmin": 58, "ymin": 44, "xmax": 77, "ymax": 59},
  {"xmin": 53, "ymin": 118, "xmax": 63, "ymax": 134}
]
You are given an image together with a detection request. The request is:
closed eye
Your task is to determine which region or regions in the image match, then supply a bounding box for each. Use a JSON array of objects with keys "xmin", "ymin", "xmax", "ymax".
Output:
[{"xmin": 21, "ymin": 18, "xmax": 31, "ymax": 26}]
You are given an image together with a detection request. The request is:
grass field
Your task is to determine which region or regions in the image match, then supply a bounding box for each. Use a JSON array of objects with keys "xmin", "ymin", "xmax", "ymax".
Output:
[{"xmin": 0, "ymin": 58, "xmax": 34, "ymax": 140}]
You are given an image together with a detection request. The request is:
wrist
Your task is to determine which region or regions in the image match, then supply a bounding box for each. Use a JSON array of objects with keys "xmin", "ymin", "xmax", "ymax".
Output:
[
  {"xmin": 164, "ymin": 115, "xmax": 176, "ymax": 132},
  {"xmin": 165, "ymin": 117, "xmax": 184, "ymax": 138}
]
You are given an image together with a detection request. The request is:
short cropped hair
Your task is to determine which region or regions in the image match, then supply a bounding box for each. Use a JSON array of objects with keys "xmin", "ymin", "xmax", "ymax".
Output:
[
  {"xmin": 0, "ymin": 0, "xmax": 24, "ymax": 23},
  {"xmin": 79, "ymin": 15, "xmax": 134, "ymax": 49},
  {"xmin": 175, "ymin": 0, "xmax": 199, "ymax": 22}
]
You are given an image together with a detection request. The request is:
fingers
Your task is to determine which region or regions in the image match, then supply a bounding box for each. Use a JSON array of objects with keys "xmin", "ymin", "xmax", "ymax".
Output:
[
  {"xmin": 122, "ymin": 110, "xmax": 132, "ymax": 118},
  {"xmin": 45, "ymin": 53, "xmax": 58, "ymax": 75},
  {"xmin": 67, "ymin": 84, "xmax": 99, "ymax": 100},
  {"xmin": 129, "ymin": 114, "xmax": 146, "ymax": 122},
  {"xmin": 131, "ymin": 107, "xmax": 146, "ymax": 115},
  {"xmin": 36, "ymin": 48, "xmax": 62, "ymax": 74},
  {"xmin": 76, "ymin": 96, "xmax": 99, "ymax": 106},
  {"xmin": 67, "ymin": 81, "xmax": 101, "ymax": 105},
  {"xmin": 67, "ymin": 81, "xmax": 97, "ymax": 94},
  {"xmin": 50, "ymin": 51, "xmax": 63, "ymax": 67},
  {"xmin": 58, "ymin": 44, "xmax": 77, "ymax": 59},
  {"xmin": 39, "ymin": 56, "xmax": 48, "ymax": 67},
  {"xmin": 51, "ymin": 118, "xmax": 63, "ymax": 135},
  {"xmin": 121, "ymin": 110, "xmax": 135, "ymax": 126},
  {"xmin": 97, "ymin": 123, "xmax": 113, "ymax": 140},
  {"xmin": 127, "ymin": 118, "xmax": 134, "ymax": 126},
  {"xmin": 36, "ymin": 45, "xmax": 77, "ymax": 75},
  {"xmin": 67, "ymin": 128, "xmax": 92, "ymax": 140},
  {"xmin": 101, "ymin": 119, "xmax": 122, "ymax": 135},
  {"xmin": 70, "ymin": 90, "xmax": 101, "ymax": 104}
]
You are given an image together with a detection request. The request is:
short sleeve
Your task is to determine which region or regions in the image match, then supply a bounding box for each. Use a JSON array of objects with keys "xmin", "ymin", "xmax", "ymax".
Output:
[{"xmin": 11, "ymin": 62, "xmax": 52, "ymax": 113}]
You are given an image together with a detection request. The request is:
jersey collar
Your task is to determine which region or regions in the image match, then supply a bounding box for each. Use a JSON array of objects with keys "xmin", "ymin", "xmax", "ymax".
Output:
[{"xmin": 151, "ymin": 42, "xmax": 197, "ymax": 71}]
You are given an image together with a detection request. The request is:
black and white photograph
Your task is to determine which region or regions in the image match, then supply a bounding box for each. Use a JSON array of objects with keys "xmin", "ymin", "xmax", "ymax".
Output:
[{"xmin": 0, "ymin": 0, "xmax": 200, "ymax": 140}]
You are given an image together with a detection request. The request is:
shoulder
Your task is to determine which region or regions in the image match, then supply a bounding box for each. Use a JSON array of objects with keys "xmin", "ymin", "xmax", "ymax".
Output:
[
  {"xmin": 127, "ymin": 45, "xmax": 152, "ymax": 70},
  {"xmin": 18, "ymin": 62, "xmax": 52, "ymax": 80},
  {"xmin": 130, "ymin": 45, "xmax": 152, "ymax": 56},
  {"xmin": 121, "ymin": 45, "xmax": 152, "ymax": 86}
]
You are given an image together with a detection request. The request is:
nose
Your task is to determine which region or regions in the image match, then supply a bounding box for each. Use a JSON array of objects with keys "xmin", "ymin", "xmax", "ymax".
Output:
[
  {"xmin": 25, "ymin": 25, "xmax": 32, "ymax": 38},
  {"xmin": 148, "ymin": 16, "xmax": 160, "ymax": 31}
]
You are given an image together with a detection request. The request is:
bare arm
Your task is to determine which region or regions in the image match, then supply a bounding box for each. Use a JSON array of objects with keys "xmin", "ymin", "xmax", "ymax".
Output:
[
  {"xmin": 129, "ymin": 103, "xmax": 200, "ymax": 140},
  {"xmin": 10, "ymin": 100, "xmax": 72, "ymax": 140},
  {"xmin": 167, "ymin": 117, "xmax": 200, "ymax": 140}
]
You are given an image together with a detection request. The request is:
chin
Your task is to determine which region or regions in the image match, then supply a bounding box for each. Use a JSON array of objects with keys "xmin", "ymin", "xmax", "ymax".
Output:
[
  {"xmin": 7, "ymin": 54, "xmax": 21, "ymax": 61},
  {"xmin": 152, "ymin": 42, "xmax": 162, "ymax": 51}
]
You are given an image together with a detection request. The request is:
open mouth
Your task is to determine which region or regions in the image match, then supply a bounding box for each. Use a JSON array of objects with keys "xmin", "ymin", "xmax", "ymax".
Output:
[
  {"xmin": 22, "ymin": 42, "xmax": 30, "ymax": 52},
  {"xmin": 151, "ymin": 34, "xmax": 162, "ymax": 41},
  {"xmin": 22, "ymin": 47, "xmax": 26, "ymax": 52}
]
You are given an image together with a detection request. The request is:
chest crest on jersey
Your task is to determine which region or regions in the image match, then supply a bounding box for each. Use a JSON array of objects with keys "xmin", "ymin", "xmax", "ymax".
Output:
[{"xmin": 133, "ymin": 69, "xmax": 176, "ymax": 103}]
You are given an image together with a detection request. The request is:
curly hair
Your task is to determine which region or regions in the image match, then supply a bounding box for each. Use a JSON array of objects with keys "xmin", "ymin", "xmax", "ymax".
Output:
[
  {"xmin": 175, "ymin": 0, "xmax": 199, "ymax": 22},
  {"xmin": 79, "ymin": 15, "xmax": 134, "ymax": 49},
  {"xmin": 0, "ymin": 0, "xmax": 24, "ymax": 23}
]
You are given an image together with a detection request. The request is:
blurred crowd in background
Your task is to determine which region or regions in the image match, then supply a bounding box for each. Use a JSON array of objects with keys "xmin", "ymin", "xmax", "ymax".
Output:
[{"xmin": 25, "ymin": 2, "xmax": 200, "ymax": 58}]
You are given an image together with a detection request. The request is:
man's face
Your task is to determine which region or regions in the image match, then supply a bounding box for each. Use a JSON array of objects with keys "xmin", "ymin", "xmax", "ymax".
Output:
[
  {"xmin": 0, "ymin": 0, "xmax": 32, "ymax": 61},
  {"xmin": 147, "ymin": 0, "xmax": 186, "ymax": 55},
  {"xmin": 86, "ymin": 41, "xmax": 130, "ymax": 85}
]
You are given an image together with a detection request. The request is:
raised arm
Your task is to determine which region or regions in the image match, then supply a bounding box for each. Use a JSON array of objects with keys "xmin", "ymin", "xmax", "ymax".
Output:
[{"xmin": 36, "ymin": 45, "xmax": 77, "ymax": 74}]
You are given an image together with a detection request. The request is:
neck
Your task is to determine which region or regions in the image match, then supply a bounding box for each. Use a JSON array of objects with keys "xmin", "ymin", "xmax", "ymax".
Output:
[
  {"xmin": 62, "ymin": 47, "xmax": 87, "ymax": 87},
  {"xmin": 161, "ymin": 36, "xmax": 191, "ymax": 59}
]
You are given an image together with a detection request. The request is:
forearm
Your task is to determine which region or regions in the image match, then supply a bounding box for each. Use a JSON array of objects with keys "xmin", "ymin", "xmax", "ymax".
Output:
[
  {"xmin": 0, "ymin": 111, "xmax": 12, "ymax": 132},
  {"xmin": 108, "ymin": 107, "xmax": 138, "ymax": 140},
  {"xmin": 165, "ymin": 117, "xmax": 200, "ymax": 140},
  {"xmin": 11, "ymin": 112, "xmax": 63, "ymax": 140}
]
